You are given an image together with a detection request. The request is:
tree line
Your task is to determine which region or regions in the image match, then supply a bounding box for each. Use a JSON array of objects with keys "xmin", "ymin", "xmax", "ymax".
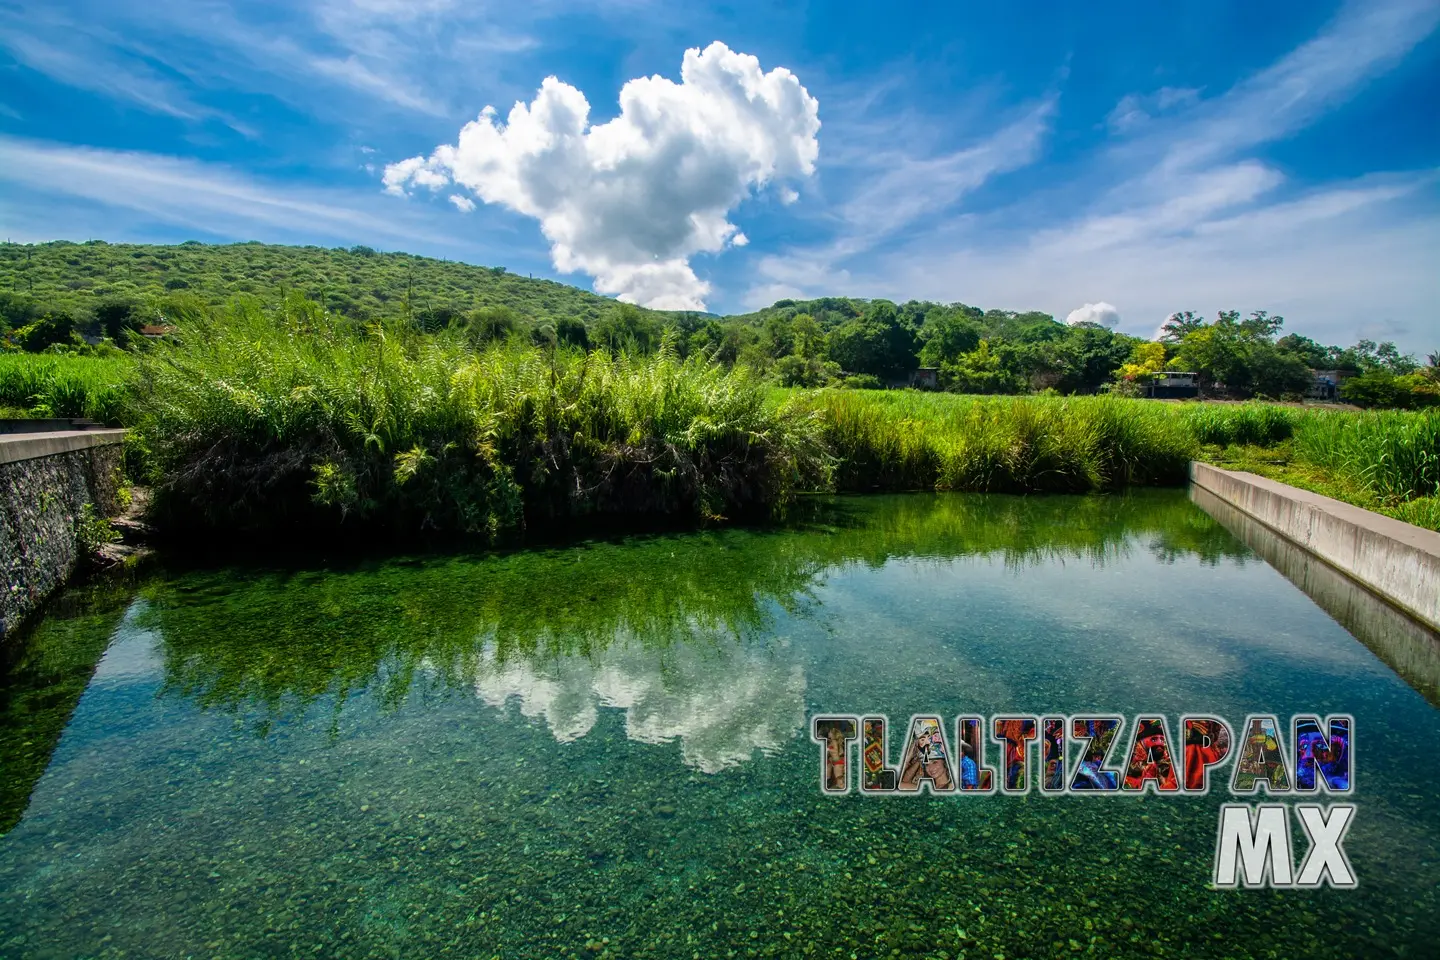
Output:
[{"xmin": 2, "ymin": 241, "xmax": 1435, "ymax": 408}]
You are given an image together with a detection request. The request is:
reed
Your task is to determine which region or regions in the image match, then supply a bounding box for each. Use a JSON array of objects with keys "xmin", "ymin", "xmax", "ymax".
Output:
[
  {"xmin": 130, "ymin": 298, "xmax": 831, "ymax": 538},
  {"xmin": 793, "ymin": 390, "xmax": 1195, "ymax": 492},
  {"xmin": 0, "ymin": 352, "xmax": 133, "ymax": 423},
  {"xmin": 4, "ymin": 301, "xmax": 1436, "ymax": 537},
  {"xmin": 1292, "ymin": 407, "xmax": 1440, "ymax": 501}
]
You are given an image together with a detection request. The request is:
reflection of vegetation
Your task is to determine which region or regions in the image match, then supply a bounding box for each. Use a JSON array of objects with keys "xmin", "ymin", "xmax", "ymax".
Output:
[
  {"xmin": 0, "ymin": 581, "xmax": 133, "ymax": 835},
  {"xmin": 144, "ymin": 490, "xmax": 1245, "ymax": 722}
]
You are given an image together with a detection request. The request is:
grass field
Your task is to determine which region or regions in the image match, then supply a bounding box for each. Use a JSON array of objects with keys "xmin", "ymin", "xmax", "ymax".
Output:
[{"xmin": 3, "ymin": 344, "xmax": 1437, "ymax": 534}]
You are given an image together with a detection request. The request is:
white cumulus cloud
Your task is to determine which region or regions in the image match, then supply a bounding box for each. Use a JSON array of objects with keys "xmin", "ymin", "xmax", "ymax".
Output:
[
  {"xmin": 1065, "ymin": 301, "xmax": 1121, "ymax": 328},
  {"xmin": 383, "ymin": 41, "xmax": 820, "ymax": 310},
  {"xmin": 448, "ymin": 193, "xmax": 474, "ymax": 212}
]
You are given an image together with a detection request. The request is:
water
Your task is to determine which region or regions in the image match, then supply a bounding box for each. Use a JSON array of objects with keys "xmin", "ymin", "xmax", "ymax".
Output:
[{"xmin": 1, "ymin": 490, "xmax": 1437, "ymax": 959}]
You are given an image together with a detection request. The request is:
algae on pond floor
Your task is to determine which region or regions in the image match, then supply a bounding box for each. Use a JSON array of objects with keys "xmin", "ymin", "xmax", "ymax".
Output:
[{"xmin": 0, "ymin": 490, "xmax": 1436, "ymax": 960}]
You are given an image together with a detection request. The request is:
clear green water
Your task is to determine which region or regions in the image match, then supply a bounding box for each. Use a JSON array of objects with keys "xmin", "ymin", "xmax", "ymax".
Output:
[{"xmin": 1, "ymin": 490, "xmax": 1437, "ymax": 959}]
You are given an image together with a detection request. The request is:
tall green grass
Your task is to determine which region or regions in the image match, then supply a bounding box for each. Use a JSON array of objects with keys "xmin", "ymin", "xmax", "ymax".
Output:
[
  {"xmin": 4, "ymin": 304, "xmax": 1436, "ymax": 537},
  {"xmin": 792, "ymin": 391, "xmax": 1439, "ymax": 529},
  {"xmin": 0, "ymin": 353, "xmax": 133, "ymax": 423},
  {"xmin": 132, "ymin": 299, "xmax": 830, "ymax": 538},
  {"xmin": 1180, "ymin": 403, "xmax": 1296, "ymax": 446},
  {"xmin": 1293, "ymin": 408, "xmax": 1440, "ymax": 501},
  {"xmin": 794, "ymin": 390, "xmax": 1197, "ymax": 492}
]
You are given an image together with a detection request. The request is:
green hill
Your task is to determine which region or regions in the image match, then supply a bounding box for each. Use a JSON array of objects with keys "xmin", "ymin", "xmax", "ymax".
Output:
[{"xmin": 0, "ymin": 239, "xmax": 673, "ymax": 329}]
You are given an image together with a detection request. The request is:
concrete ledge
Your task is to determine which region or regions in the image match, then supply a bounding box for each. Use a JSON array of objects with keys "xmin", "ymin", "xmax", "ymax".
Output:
[
  {"xmin": 0, "ymin": 429, "xmax": 126, "ymax": 466},
  {"xmin": 1190, "ymin": 460, "xmax": 1440, "ymax": 631},
  {"xmin": 1192, "ymin": 485, "xmax": 1440, "ymax": 707}
]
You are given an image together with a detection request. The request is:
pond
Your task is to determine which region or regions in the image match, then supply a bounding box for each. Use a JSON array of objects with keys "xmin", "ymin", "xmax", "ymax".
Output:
[{"xmin": 1, "ymin": 490, "xmax": 1437, "ymax": 959}]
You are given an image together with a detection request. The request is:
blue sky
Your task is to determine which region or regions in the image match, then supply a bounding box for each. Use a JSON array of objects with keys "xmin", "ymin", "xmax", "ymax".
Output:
[{"xmin": 1, "ymin": 0, "xmax": 1437, "ymax": 350}]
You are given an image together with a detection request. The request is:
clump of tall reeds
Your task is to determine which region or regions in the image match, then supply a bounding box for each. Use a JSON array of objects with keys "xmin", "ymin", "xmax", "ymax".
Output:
[
  {"xmin": 1293, "ymin": 408, "xmax": 1440, "ymax": 501},
  {"xmin": 132, "ymin": 296, "xmax": 831, "ymax": 539},
  {"xmin": 1180, "ymin": 403, "xmax": 1296, "ymax": 446},
  {"xmin": 794, "ymin": 391, "xmax": 1195, "ymax": 493},
  {"xmin": 0, "ymin": 353, "xmax": 133, "ymax": 423}
]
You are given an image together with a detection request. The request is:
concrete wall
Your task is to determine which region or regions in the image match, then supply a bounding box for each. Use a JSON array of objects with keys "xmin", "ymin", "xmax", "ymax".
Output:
[
  {"xmin": 1190, "ymin": 461, "xmax": 1440, "ymax": 632},
  {"xmin": 0, "ymin": 429, "xmax": 126, "ymax": 642},
  {"xmin": 1192, "ymin": 485, "xmax": 1440, "ymax": 708}
]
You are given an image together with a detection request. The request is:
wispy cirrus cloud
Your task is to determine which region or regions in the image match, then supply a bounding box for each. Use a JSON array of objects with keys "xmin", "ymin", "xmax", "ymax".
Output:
[
  {"xmin": 0, "ymin": 0, "xmax": 544, "ymax": 127},
  {"xmin": 744, "ymin": 94, "xmax": 1057, "ymax": 307},
  {"xmin": 0, "ymin": 135, "xmax": 484, "ymax": 252},
  {"xmin": 1106, "ymin": 87, "xmax": 1200, "ymax": 134},
  {"xmin": 0, "ymin": 8, "xmax": 254, "ymax": 134}
]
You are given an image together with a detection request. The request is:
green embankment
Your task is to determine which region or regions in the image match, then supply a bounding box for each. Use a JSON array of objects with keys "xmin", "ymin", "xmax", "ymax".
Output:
[{"xmin": 2, "ymin": 335, "xmax": 1436, "ymax": 535}]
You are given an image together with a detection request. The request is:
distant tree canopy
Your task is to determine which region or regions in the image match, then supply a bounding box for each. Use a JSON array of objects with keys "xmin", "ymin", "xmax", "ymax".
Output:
[
  {"xmin": 827, "ymin": 302, "xmax": 917, "ymax": 378},
  {"xmin": 1, "ymin": 241, "xmax": 1431, "ymax": 407}
]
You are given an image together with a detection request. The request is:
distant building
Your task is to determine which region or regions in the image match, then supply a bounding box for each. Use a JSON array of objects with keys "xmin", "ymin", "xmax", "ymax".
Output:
[
  {"xmin": 138, "ymin": 324, "xmax": 175, "ymax": 338},
  {"xmin": 910, "ymin": 368, "xmax": 939, "ymax": 390},
  {"xmin": 1306, "ymin": 369, "xmax": 1350, "ymax": 402},
  {"xmin": 1144, "ymin": 372, "xmax": 1200, "ymax": 399},
  {"xmin": 881, "ymin": 368, "xmax": 940, "ymax": 390}
]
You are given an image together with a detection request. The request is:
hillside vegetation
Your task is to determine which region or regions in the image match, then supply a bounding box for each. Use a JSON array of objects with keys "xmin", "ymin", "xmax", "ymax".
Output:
[
  {"xmin": 0, "ymin": 240, "xmax": 678, "ymax": 332},
  {"xmin": 6, "ymin": 240, "xmax": 1436, "ymax": 409}
]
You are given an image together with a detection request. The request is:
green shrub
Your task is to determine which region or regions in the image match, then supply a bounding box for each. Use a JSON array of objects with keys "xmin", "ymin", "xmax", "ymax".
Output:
[{"xmin": 1341, "ymin": 370, "xmax": 1440, "ymax": 409}]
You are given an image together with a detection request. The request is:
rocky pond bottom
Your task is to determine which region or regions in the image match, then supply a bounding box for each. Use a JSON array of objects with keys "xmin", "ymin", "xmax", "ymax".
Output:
[{"xmin": 0, "ymin": 491, "xmax": 1437, "ymax": 959}]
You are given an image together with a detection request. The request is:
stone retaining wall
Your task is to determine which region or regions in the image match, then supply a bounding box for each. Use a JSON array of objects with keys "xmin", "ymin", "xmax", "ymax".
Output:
[
  {"xmin": 0, "ymin": 430, "xmax": 125, "ymax": 642},
  {"xmin": 1189, "ymin": 460, "xmax": 1440, "ymax": 632}
]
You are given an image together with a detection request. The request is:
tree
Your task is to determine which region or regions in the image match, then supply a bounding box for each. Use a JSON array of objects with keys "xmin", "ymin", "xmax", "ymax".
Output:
[
  {"xmin": 1352, "ymin": 339, "xmax": 1418, "ymax": 375},
  {"xmin": 790, "ymin": 314, "xmax": 824, "ymax": 359},
  {"xmin": 1117, "ymin": 342, "xmax": 1167, "ymax": 381},
  {"xmin": 555, "ymin": 316, "xmax": 589, "ymax": 350},
  {"xmin": 1159, "ymin": 311, "xmax": 1204, "ymax": 344},
  {"xmin": 466, "ymin": 305, "xmax": 521, "ymax": 345},
  {"xmin": 1341, "ymin": 371, "xmax": 1439, "ymax": 409},
  {"xmin": 592, "ymin": 303, "xmax": 661, "ymax": 354},
  {"xmin": 759, "ymin": 315, "xmax": 796, "ymax": 359},
  {"xmin": 1173, "ymin": 309, "xmax": 1304, "ymax": 397},
  {"xmin": 1237, "ymin": 310, "xmax": 1284, "ymax": 340},
  {"xmin": 1039, "ymin": 326, "xmax": 1135, "ymax": 393},
  {"xmin": 1177, "ymin": 326, "xmax": 1246, "ymax": 391},
  {"xmin": 414, "ymin": 304, "xmax": 462, "ymax": 333},
  {"xmin": 773, "ymin": 353, "xmax": 838, "ymax": 387},
  {"xmin": 1275, "ymin": 333, "xmax": 1329, "ymax": 369},
  {"xmin": 13, "ymin": 310, "xmax": 78, "ymax": 352},
  {"xmin": 0, "ymin": 292, "xmax": 42, "ymax": 338},
  {"xmin": 91, "ymin": 297, "xmax": 140, "ymax": 346},
  {"xmin": 917, "ymin": 311, "xmax": 982, "ymax": 367},
  {"xmin": 826, "ymin": 302, "xmax": 917, "ymax": 377},
  {"xmin": 942, "ymin": 340, "xmax": 1023, "ymax": 394},
  {"xmin": 1244, "ymin": 343, "xmax": 1312, "ymax": 398}
]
